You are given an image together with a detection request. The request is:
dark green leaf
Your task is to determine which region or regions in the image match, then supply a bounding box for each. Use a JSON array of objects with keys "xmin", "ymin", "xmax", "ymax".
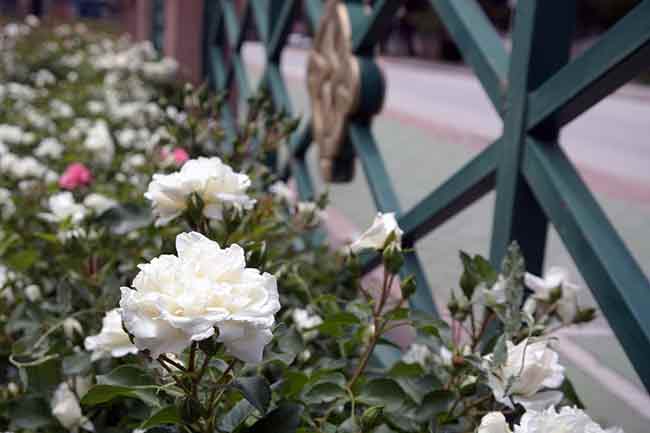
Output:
[
  {"xmin": 218, "ymin": 400, "xmax": 255, "ymax": 432},
  {"xmin": 63, "ymin": 352, "xmax": 91, "ymax": 376},
  {"xmin": 232, "ymin": 376, "xmax": 272, "ymax": 414},
  {"xmin": 243, "ymin": 402, "xmax": 304, "ymax": 433},
  {"xmin": 140, "ymin": 406, "xmax": 182, "ymax": 429},
  {"xmin": 358, "ymin": 379, "xmax": 408, "ymax": 412}
]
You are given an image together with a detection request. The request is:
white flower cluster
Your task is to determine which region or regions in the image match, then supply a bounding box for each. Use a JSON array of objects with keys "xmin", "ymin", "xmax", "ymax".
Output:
[
  {"xmin": 120, "ymin": 232, "xmax": 280, "ymax": 363},
  {"xmin": 478, "ymin": 407, "xmax": 623, "ymax": 433}
]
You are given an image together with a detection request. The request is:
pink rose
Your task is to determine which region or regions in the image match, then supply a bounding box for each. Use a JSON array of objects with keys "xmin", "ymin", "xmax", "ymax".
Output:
[
  {"xmin": 59, "ymin": 163, "xmax": 92, "ymax": 190},
  {"xmin": 172, "ymin": 148, "xmax": 189, "ymax": 165}
]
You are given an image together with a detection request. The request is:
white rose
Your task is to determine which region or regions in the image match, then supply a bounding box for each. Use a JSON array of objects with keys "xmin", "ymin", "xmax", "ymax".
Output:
[
  {"xmin": 83, "ymin": 120, "xmax": 114, "ymax": 165},
  {"xmin": 350, "ymin": 212, "xmax": 403, "ymax": 253},
  {"xmin": 84, "ymin": 309, "xmax": 138, "ymax": 361},
  {"xmin": 477, "ymin": 277, "xmax": 507, "ymax": 305},
  {"xmin": 39, "ymin": 192, "xmax": 87, "ymax": 224},
  {"xmin": 525, "ymin": 267, "xmax": 580, "ymax": 324},
  {"xmin": 51, "ymin": 382, "xmax": 94, "ymax": 432},
  {"xmin": 63, "ymin": 318, "xmax": 84, "ymax": 340},
  {"xmin": 269, "ymin": 181, "xmax": 295, "ymax": 203},
  {"xmin": 25, "ymin": 284, "xmax": 42, "ymax": 302},
  {"xmin": 514, "ymin": 406, "xmax": 624, "ymax": 433},
  {"xmin": 295, "ymin": 201, "xmax": 324, "ymax": 227},
  {"xmin": 0, "ymin": 187, "xmax": 16, "ymax": 218},
  {"xmin": 402, "ymin": 343, "xmax": 434, "ymax": 367},
  {"xmin": 484, "ymin": 338, "xmax": 564, "ymax": 410},
  {"xmin": 83, "ymin": 193, "xmax": 117, "ymax": 214},
  {"xmin": 35, "ymin": 137, "xmax": 64, "ymax": 159},
  {"xmin": 478, "ymin": 412, "xmax": 512, "ymax": 433},
  {"xmin": 50, "ymin": 99, "xmax": 74, "ymax": 118},
  {"xmin": 120, "ymin": 232, "xmax": 280, "ymax": 363},
  {"xmin": 292, "ymin": 308, "xmax": 323, "ymax": 341},
  {"xmin": 145, "ymin": 157, "xmax": 256, "ymax": 226}
]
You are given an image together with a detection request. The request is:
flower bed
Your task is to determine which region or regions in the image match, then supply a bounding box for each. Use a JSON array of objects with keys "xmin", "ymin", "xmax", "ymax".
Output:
[{"xmin": 0, "ymin": 17, "xmax": 620, "ymax": 433}]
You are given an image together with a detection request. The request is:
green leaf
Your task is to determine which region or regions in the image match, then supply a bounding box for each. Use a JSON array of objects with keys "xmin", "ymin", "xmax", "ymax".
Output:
[
  {"xmin": 243, "ymin": 402, "xmax": 304, "ymax": 433},
  {"xmin": 218, "ymin": 400, "xmax": 255, "ymax": 432},
  {"xmin": 83, "ymin": 364, "xmax": 160, "ymax": 407},
  {"xmin": 63, "ymin": 352, "xmax": 91, "ymax": 376},
  {"xmin": 388, "ymin": 362, "xmax": 441, "ymax": 405},
  {"xmin": 414, "ymin": 390, "xmax": 454, "ymax": 423},
  {"xmin": 317, "ymin": 312, "xmax": 361, "ymax": 337},
  {"xmin": 373, "ymin": 425, "xmax": 398, "ymax": 433},
  {"xmin": 492, "ymin": 335, "xmax": 508, "ymax": 367},
  {"xmin": 6, "ymin": 249, "xmax": 39, "ymax": 271},
  {"xmin": 232, "ymin": 376, "xmax": 272, "ymax": 414},
  {"xmin": 281, "ymin": 371, "xmax": 309, "ymax": 397},
  {"xmin": 140, "ymin": 406, "xmax": 182, "ymax": 429},
  {"xmin": 358, "ymin": 379, "xmax": 408, "ymax": 412},
  {"xmin": 302, "ymin": 382, "xmax": 346, "ymax": 405},
  {"xmin": 98, "ymin": 204, "xmax": 152, "ymax": 234},
  {"xmin": 81, "ymin": 384, "xmax": 140, "ymax": 406},
  {"xmin": 10, "ymin": 397, "xmax": 53, "ymax": 430}
]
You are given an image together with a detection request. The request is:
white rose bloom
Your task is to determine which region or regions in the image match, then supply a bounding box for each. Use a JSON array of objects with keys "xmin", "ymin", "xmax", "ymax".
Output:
[
  {"xmin": 25, "ymin": 284, "xmax": 42, "ymax": 302},
  {"xmin": 39, "ymin": 192, "xmax": 87, "ymax": 224},
  {"xmin": 478, "ymin": 412, "xmax": 512, "ymax": 433},
  {"xmin": 525, "ymin": 267, "xmax": 580, "ymax": 324},
  {"xmin": 476, "ymin": 276, "xmax": 507, "ymax": 305},
  {"xmin": 0, "ymin": 124, "xmax": 26, "ymax": 143},
  {"xmin": 84, "ymin": 309, "xmax": 138, "ymax": 361},
  {"xmin": 50, "ymin": 99, "xmax": 74, "ymax": 118},
  {"xmin": 295, "ymin": 201, "xmax": 324, "ymax": 227},
  {"xmin": 26, "ymin": 14, "xmax": 40, "ymax": 27},
  {"xmin": 63, "ymin": 318, "xmax": 84, "ymax": 340},
  {"xmin": 350, "ymin": 212, "xmax": 403, "ymax": 253},
  {"xmin": 120, "ymin": 232, "xmax": 280, "ymax": 363},
  {"xmin": 141, "ymin": 57, "xmax": 178, "ymax": 82},
  {"xmin": 83, "ymin": 193, "xmax": 117, "ymax": 214},
  {"xmin": 34, "ymin": 68, "xmax": 55, "ymax": 87},
  {"xmin": 402, "ymin": 343, "xmax": 434, "ymax": 367},
  {"xmin": 87, "ymin": 100, "xmax": 105, "ymax": 115},
  {"xmin": 514, "ymin": 406, "xmax": 624, "ymax": 433},
  {"xmin": 122, "ymin": 153, "xmax": 146, "ymax": 171},
  {"xmin": 484, "ymin": 338, "xmax": 564, "ymax": 410},
  {"xmin": 269, "ymin": 181, "xmax": 295, "ymax": 203},
  {"xmin": 84, "ymin": 120, "xmax": 114, "ymax": 165},
  {"xmin": 35, "ymin": 137, "xmax": 64, "ymax": 159},
  {"xmin": 292, "ymin": 308, "xmax": 323, "ymax": 331},
  {"xmin": 145, "ymin": 157, "xmax": 256, "ymax": 226},
  {"xmin": 0, "ymin": 187, "xmax": 16, "ymax": 218},
  {"xmin": 51, "ymin": 382, "xmax": 94, "ymax": 433}
]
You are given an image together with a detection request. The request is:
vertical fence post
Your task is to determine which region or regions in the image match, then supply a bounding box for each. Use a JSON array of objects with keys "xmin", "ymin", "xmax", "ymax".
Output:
[
  {"xmin": 163, "ymin": 0, "xmax": 205, "ymax": 84},
  {"xmin": 490, "ymin": 1, "xmax": 576, "ymax": 273},
  {"xmin": 121, "ymin": 0, "xmax": 153, "ymax": 42}
]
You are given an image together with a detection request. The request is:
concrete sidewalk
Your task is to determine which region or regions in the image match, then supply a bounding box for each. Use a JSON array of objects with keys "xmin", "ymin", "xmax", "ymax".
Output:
[{"xmin": 243, "ymin": 44, "xmax": 650, "ymax": 433}]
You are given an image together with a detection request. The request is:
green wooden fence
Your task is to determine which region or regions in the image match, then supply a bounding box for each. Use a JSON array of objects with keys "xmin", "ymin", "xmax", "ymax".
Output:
[{"xmin": 158, "ymin": 0, "xmax": 650, "ymax": 392}]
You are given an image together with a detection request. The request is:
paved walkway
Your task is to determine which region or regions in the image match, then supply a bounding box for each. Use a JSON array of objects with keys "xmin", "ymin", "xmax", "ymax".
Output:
[{"xmin": 243, "ymin": 43, "xmax": 650, "ymax": 433}]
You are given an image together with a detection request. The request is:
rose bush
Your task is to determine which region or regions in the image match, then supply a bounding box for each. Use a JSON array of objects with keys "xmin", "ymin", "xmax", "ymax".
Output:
[{"xmin": 0, "ymin": 17, "xmax": 619, "ymax": 433}]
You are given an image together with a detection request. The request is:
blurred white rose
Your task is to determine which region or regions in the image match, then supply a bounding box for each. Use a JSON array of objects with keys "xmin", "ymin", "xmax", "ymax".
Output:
[
  {"xmin": 514, "ymin": 406, "xmax": 623, "ymax": 433},
  {"xmin": 50, "ymin": 99, "xmax": 74, "ymax": 118},
  {"xmin": 51, "ymin": 382, "xmax": 94, "ymax": 432},
  {"xmin": 350, "ymin": 212, "xmax": 403, "ymax": 253},
  {"xmin": 84, "ymin": 308, "xmax": 138, "ymax": 361},
  {"xmin": 120, "ymin": 232, "xmax": 280, "ymax": 363},
  {"xmin": 484, "ymin": 338, "xmax": 564, "ymax": 410},
  {"xmin": 25, "ymin": 284, "xmax": 42, "ymax": 302},
  {"xmin": 292, "ymin": 308, "xmax": 323, "ymax": 341},
  {"xmin": 0, "ymin": 187, "xmax": 16, "ymax": 218},
  {"xmin": 269, "ymin": 181, "xmax": 295, "ymax": 203},
  {"xmin": 83, "ymin": 193, "xmax": 117, "ymax": 214},
  {"xmin": 402, "ymin": 343, "xmax": 434, "ymax": 367},
  {"xmin": 35, "ymin": 137, "xmax": 64, "ymax": 159},
  {"xmin": 63, "ymin": 318, "xmax": 84, "ymax": 340},
  {"xmin": 525, "ymin": 267, "xmax": 580, "ymax": 323},
  {"xmin": 83, "ymin": 120, "xmax": 114, "ymax": 165},
  {"xmin": 39, "ymin": 192, "xmax": 87, "ymax": 224},
  {"xmin": 478, "ymin": 412, "xmax": 511, "ymax": 433},
  {"xmin": 145, "ymin": 157, "xmax": 255, "ymax": 226}
]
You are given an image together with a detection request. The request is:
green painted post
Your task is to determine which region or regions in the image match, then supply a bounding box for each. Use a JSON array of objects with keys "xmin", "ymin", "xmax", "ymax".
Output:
[{"xmin": 489, "ymin": 1, "xmax": 575, "ymax": 274}]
